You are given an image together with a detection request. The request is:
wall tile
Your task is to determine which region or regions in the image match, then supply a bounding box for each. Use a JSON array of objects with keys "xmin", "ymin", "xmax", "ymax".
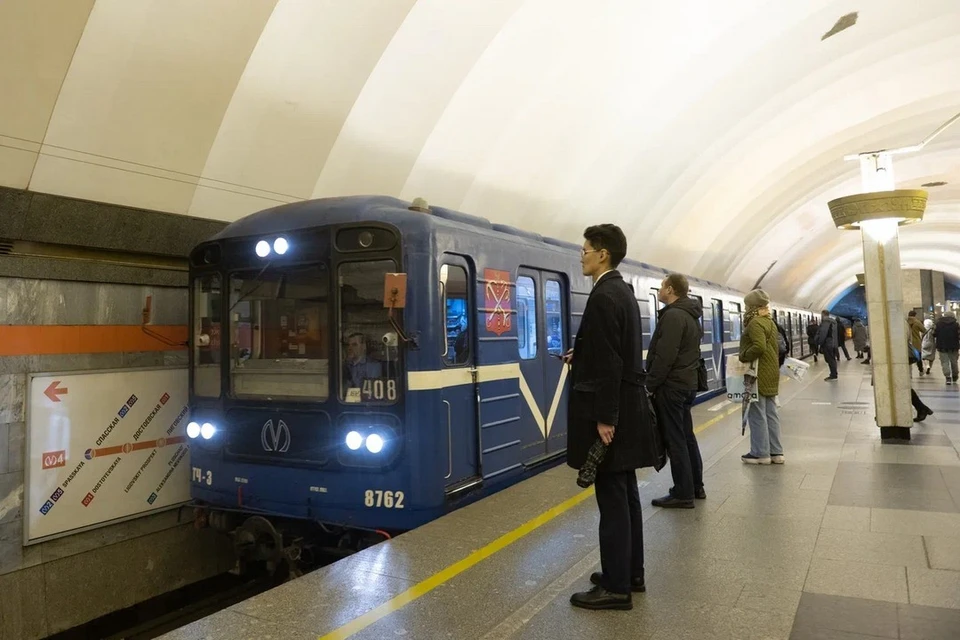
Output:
[
  {"xmin": 0, "ymin": 472, "xmax": 23, "ymax": 526},
  {"xmin": 7, "ymin": 422, "xmax": 24, "ymax": 473},
  {"xmin": 0, "ymin": 564, "xmax": 48, "ymax": 640},
  {"xmin": 0, "ymin": 374, "xmax": 25, "ymax": 423}
]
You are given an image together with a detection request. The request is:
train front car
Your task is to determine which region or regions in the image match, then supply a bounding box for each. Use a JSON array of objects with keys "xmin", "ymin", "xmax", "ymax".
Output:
[{"xmin": 186, "ymin": 198, "xmax": 430, "ymax": 573}]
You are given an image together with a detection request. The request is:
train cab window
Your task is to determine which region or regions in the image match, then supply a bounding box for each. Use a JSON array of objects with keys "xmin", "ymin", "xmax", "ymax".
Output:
[
  {"xmin": 545, "ymin": 280, "xmax": 564, "ymax": 356},
  {"xmin": 517, "ymin": 276, "xmax": 537, "ymax": 360},
  {"xmin": 339, "ymin": 260, "xmax": 400, "ymax": 403},
  {"xmin": 229, "ymin": 264, "xmax": 330, "ymax": 400},
  {"xmin": 440, "ymin": 264, "xmax": 471, "ymax": 366},
  {"xmin": 193, "ymin": 274, "xmax": 222, "ymax": 397},
  {"xmin": 729, "ymin": 302, "xmax": 742, "ymax": 340}
]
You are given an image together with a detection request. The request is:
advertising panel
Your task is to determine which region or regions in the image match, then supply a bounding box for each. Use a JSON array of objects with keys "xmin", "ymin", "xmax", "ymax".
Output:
[{"xmin": 26, "ymin": 368, "xmax": 191, "ymax": 543}]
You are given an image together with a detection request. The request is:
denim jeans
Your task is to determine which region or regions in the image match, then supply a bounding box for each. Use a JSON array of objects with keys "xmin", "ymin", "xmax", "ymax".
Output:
[{"xmin": 747, "ymin": 394, "xmax": 782, "ymax": 458}]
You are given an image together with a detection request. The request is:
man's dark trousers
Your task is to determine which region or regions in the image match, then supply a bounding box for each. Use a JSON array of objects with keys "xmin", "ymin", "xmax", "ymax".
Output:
[
  {"xmin": 654, "ymin": 387, "xmax": 701, "ymax": 500},
  {"xmin": 595, "ymin": 470, "xmax": 644, "ymax": 594},
  {"xmin": 824, "ymin": 346, "xmax": 838, "ymax": 378}
]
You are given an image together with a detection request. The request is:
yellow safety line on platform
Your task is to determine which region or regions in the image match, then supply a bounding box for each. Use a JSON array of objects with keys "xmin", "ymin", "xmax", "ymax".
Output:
[{"xmin": 318, "ymin": 403, "xmax": 741, "ymax": 640}]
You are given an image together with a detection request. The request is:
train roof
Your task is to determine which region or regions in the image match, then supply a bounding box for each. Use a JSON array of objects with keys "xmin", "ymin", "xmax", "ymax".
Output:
[{"xmin": 209, "ymin": 195, "xmax": 756, "ymax": 299}]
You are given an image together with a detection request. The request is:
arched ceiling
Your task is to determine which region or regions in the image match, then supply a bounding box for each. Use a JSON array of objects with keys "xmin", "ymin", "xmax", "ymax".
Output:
[{"xmin": 2, "ymin": 0, "xmax": 959, "ymax": 309}]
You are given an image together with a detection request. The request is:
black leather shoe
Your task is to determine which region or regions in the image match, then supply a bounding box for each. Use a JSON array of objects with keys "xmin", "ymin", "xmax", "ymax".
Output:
[
  {"xmin": 914, "ymin": 406, "xmax": 934, "ymax": 422},
  {"xmin": 570, "ymin": 585, "xmax": 632, "ymax": 610},
  {"xmin": 590, "ymin": 571, "xmax": 646, "ymax": 592},
  {"xmin": 695, "ymin": 487, "xmax": 706, "ymax": 500},
  {"xmin": 652, "ymin": 494, "xmax": 695, "ymax": 509}
]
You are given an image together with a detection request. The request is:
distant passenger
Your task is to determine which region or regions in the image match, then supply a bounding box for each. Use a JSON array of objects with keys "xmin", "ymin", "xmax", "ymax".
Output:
[
  {"xmin": 836, "ymin": 318, "xmax": 852, "ymax": 361},
  {"xmin": 646, "ymin": 273, "xmax": 705, "ymax": 509},
  {"xmin": 921, "ymin": 319, "xmax": 936, "ymax": 376},
  {"xmin": 907, "ymin": 310, "xmax": 925, "ymax": 376},
  {"xmin": 563, "ymin": 223, "xmax": 661, "ymax": 611},
  {"xmin": 815, "ymin": 311, "xmax": 839, "ymax": 381},
  {"xmin": 806, "ymin": 318, "xmax": 820, "ymax": 363},
  {"xmin": 852, "ymin": 318, "xmax": 868, "ymax": 359},
  {"xmin": 774, "ymin": 318, "xmax": 791, "ymax": 367},
  {"xmin": 342, "ymin": 333, "xmax": 383, "ymax": 389},
  {"xmin": 738, "ymin": 290, "xmax": 784, "ymax": 465},
  {"xmin": 934, "ymin": 311, "xmax": 960, "ymax": 385}
]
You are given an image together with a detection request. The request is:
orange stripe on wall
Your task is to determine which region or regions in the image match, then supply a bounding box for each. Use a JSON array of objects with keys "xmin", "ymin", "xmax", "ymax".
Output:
[{"xmin": 0, "ymin": 325, "xmax": 187, "ymax": 356}]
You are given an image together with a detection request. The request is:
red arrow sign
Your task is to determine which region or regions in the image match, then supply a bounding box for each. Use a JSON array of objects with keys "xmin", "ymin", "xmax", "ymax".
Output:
[{"xmin": 44, "ymin": 381, "xmax": 68, "ymax": 403}]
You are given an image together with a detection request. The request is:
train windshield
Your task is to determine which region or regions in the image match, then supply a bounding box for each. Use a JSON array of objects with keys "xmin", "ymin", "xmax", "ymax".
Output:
[
  {"xmin": 338, "ymin": 260, "xmax": 401, "ymax": 404},
  {"xmin": 228, "ymin": 264, "xmax": 331, "ymax": 401}
]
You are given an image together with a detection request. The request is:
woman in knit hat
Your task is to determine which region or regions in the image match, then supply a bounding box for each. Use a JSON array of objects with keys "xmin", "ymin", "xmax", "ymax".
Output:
[{"xmin": 738, "ymin": 289, "xmax": 784, "ymax": 464}]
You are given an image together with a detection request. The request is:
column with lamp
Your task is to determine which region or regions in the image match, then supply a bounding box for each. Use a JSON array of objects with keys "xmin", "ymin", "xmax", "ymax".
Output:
[{"xmin": 827, "ymin": 153, "xmax": 926, "ymax": 439}]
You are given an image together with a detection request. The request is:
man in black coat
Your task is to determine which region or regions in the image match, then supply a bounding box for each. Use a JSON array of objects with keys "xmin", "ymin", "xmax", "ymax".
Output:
[
  {"xmin": 564, "ymin": 224, "xmax": 661, "ymax": 611},
  {"xmin": 646, "ymin": 274, "xmax": 705, "ymax": 509}
]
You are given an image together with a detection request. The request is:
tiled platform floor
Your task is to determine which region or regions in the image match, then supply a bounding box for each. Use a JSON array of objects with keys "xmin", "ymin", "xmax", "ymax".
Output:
[{"xmin": 161, "ymin": 357, "xmax": 960, "ymax": 640}]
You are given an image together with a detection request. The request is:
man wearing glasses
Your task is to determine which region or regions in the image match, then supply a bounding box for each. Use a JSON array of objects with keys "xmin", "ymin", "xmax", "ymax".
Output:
[
  {"xmin": 646, "ymin": 274, "xmax": 705, "ymax": 509},
  {"xmin": 564, "ymin": 224, "xmax": 661, "ymax": 610}
]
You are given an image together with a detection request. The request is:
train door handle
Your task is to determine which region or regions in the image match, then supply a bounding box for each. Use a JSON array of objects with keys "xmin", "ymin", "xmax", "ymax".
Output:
[{"xmin": 443, "ymin": 400, "xmax": 452, "ymax": 480}]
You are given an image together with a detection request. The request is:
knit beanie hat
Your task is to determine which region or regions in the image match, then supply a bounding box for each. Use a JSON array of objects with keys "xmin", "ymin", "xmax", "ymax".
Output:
[{"xmin": 744, "ymin": 289, "xmax": 770, "ymax": 310}]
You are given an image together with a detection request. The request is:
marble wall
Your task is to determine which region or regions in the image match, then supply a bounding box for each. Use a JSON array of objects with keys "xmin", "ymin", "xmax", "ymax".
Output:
[{"xmin": 0, "ymin": 277, "xmax": 234, "ymax": 639}]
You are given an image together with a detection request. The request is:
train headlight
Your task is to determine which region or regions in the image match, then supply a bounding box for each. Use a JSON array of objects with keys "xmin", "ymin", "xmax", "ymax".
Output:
[
  {"xmin": 200, "ymin": 422, "xmax": 217, "ymax": 440},
  {"xmin": 345, "ymin": 430, "xmax": 363, "ymax": 451},
  {"xmin": 255, "ymin": 240, "xmax": 271, "ymax": 258},
  {"xmin": 273, "ymin": 237, "xmax": 289, "ymax": 255},
  {"xmin": 186, "ymin": 421, "xmax": 201, "ymax": 439},
  {"xmin": 365, "ymin": 433, "xmax": 384, "ymax": 454}
]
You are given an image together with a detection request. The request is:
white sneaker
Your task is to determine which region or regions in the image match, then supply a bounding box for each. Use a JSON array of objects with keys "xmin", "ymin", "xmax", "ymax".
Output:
[
  {"xmin": 741, "ymin": 454, "xmax": 771, "ymax": 465},
  {"xmin": 771, "ymin": 454, "xmax": 785, "ymax": 464}
]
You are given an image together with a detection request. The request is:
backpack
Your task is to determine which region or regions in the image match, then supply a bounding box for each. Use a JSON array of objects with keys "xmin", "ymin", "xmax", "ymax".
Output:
[{"xmin": 776, "ymin": 324, "xmax": 788, "ymax": 358}]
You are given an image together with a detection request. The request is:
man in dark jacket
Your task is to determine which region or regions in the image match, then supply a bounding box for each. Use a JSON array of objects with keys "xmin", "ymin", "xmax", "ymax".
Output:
[
  {"xmin": 934, "ymin": 311, "xmax": 960, "ymax": 384},
  {"xmin": 646, "ymin": 273, "xmax": 704, "ymax": 509},
  {"xmin": 816, "ymin": 311, "xmax": 838, "ymax": 381},
  {"xmin": 806, "ymin": 318, "xmax": 820, "ymax": 363},
  {"xmin": 564, "ymin": 223, "xmax": 660, "ymax": 611}
]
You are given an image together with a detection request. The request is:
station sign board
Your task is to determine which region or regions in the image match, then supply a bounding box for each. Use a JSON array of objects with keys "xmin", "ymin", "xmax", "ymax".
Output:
[{"xmin": 25, "ymin": 368, "xmax": 191, "ymax": 543}]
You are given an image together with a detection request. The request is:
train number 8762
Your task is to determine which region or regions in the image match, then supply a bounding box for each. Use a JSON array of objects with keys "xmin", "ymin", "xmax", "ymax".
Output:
[{"xmin": 364, "ymin": 489, "xmax": 405, "ymax": 509}]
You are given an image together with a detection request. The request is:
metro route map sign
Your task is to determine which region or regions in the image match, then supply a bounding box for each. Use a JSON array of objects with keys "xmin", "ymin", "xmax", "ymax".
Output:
[{"xmin": 25, "ymin": 368, "xmax": 191, "ymax": 543}]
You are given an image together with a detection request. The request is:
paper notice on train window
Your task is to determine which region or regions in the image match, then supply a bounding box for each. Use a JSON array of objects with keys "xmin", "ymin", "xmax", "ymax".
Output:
[{"xmin": 345, "ymin": 388, "xmax": 362, "ymax": 403}]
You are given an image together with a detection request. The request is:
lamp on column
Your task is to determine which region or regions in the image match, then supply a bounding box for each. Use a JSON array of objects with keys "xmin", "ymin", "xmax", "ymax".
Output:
[
  {"xmin": 826, "ymin": 185, "xmax": 927, "ymax": 440},
  {"xmin": 827, "ymin": 190, "xmax": 927, "ymax": 235}
]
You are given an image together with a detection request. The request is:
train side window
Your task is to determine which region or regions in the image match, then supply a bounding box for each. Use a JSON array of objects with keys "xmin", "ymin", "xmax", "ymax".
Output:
[
  {"xmin": 649, "ymin": 291, "xmax": 660, "ymax": 333},
  {"xmin": 517, "ymin": 276, "xmax": 537, "ymax": 359},
  {"xmin": 545, "ymin": 280, "xmax": 564, "ymax": 355},
  {"xmin": 730, "ymin": 302, "xmax": 742, "ymax": 340},
  {"xmin": 691, "ymin": 294, "xmax": 704, "ymax": 331},
  {"xmin": 440, "ymin": 264, "xmax": 470, "ymax": 366}
]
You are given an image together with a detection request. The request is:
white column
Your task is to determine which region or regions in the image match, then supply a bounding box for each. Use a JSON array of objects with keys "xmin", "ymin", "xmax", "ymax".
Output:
[{"xmin": 858, "ymin": 154, "xmax": 913, "ymax": 437}]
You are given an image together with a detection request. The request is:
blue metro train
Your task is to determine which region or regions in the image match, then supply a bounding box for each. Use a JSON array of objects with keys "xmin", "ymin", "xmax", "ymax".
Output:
[{"xmin": 185, "ymin": 195, "xmax": 814, "ymax": 566}]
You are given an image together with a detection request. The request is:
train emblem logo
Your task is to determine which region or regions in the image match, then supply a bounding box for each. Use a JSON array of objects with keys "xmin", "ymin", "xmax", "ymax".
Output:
[
  {"xmin": 484, "ymin": 269, "xmax": 512, "ymax": 336},
  {"xmin": 261, "ymin": 418, "xmax": 291, "ymax": 453}
]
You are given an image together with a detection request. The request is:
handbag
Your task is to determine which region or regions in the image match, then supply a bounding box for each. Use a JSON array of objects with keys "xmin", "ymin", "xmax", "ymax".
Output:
[{"xmin": 696, "ymin": 358, "xmax": 709, "ymax": 392}]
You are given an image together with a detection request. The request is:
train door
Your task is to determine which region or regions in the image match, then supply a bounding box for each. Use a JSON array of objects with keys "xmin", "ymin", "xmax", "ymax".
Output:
[
  {"xmin": 710, "ymin": 299, "xmax": 724, "ymax": 389},
  {"xmin": 516, "ymin": 268, "xmax": 569, "ymax": 463},
  {"xmin": 439, "ymin": 259, "xmax": 479, "ymax": 491}
]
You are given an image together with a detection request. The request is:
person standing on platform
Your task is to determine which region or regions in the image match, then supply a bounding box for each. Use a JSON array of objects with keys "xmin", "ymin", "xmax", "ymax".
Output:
[
  {"xmin": 563, "ymin": 224, "xmax": 659, "ymax": 611},
  {"xmin": 806, "ymin": 317, "xmax": 820, "ymax": 363},
  {"xmin": 738, "ymin": 290, "xmax": 784, "ymax": 464},
  {"xmin": 815, "ymin": 311, "xmax": 839, "ymax": 381},
  {"xmin": 853, "ymin": 318, "xmax": 868, "ymax": 359},
  {"xmin": 908, "ymin": 310, "xmax": 925, "ymax": 376},
  {"xmin": 934, "ymin": 310, "xmax": 960, "ymax": 384},
  {"xmin": 921, "ymin": 318, "xmax": 936, "ymax": 376},
  {"xmin": 646, "ymin": 273, "xmax": 705, "ymax": 509},
  {"xmin": 836, "ymin": 318, "xmax": 852, "ymax": 361}
]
